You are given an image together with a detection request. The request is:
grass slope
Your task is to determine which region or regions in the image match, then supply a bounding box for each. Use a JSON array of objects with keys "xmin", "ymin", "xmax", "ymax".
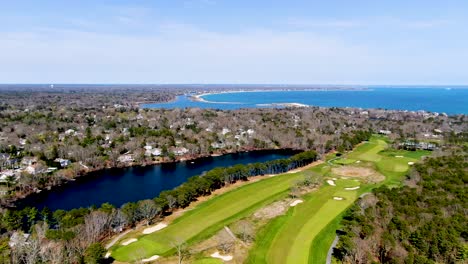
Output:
[{"xmin": 111, "ymin": 171, "xmax": 306, "ymax": 262}]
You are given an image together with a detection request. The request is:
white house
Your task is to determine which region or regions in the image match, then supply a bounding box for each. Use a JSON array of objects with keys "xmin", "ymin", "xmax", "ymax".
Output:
[
  {"xmin": 173, "ymin": 147, "xmax": 189, "ymax": 156},
  {"xmin": 54, "ymin": 158, "xmax": 71, "ymax": 168},
  {"xmin": 118, "ymin": 154, "xmax": 134, "ymax": 163}
]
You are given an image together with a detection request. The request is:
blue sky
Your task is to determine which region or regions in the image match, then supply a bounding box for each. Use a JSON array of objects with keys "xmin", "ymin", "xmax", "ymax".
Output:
[{"xmin": 1, "ymin": 0, "xmax": 468, "ymax": 84}]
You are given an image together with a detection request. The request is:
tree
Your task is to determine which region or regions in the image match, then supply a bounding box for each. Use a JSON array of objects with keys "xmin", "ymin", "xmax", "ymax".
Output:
[
  {"xmin": 84, "ymin": 243, "xmax": 106, "ymax": 264},
  {"xmin": 137, "ymin": 200, "xmax": 160, "ymax": 226},
  {"xmin": 170, "ymin": 238, "xmax": 190, "ymax": 264}
]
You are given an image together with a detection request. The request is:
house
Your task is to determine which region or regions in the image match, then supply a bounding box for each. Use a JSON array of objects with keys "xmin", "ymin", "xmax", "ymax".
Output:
[
  {"xmin": 379, "ymin": 130, "xmax": 392, "ymax": 135},
  {"xmin": 25, "ymin": 165, "xmax": 36, "ymax": 174},
  {"xmin": 211, "ymin": 142, "xmax": 225, "ymax": 149},
  {"xmin": 46, "ymin": 167, "xmax": 58, "ymax": 173},
  {"xmin": 21, "ymin": 157, "xmax": 37, "ymax": 166},
  {"xmin": 0, "ymin": 153, "xmax": 9, "ymax": 160},
  {"xmin": 64, "ymin": 129, "xmax": 76, "ymax": 136},
  {"xmin": 145, "ymin": 147, "xmax": 162, "ymax": 157},
  {"xmin": 118, "ymin": 154, "xmax": 134, "ymax": 163},
  {"xmin": 0, "ymin": 170, "xmax": 16, "ymax": 183},
  {"xmin": 54, "ymin": 158, "xmax": 71, "ymax": 168},
  {"xmin": 19, "ymin": 139, "xmax": 27, "ymax": 145},
  {"xmin": 173, "ymin": 147, "xmax": 189, "ymax": 156},
  {"xmin": 221, "ymin": 128, "xmax": 231, "ymax": 135}
]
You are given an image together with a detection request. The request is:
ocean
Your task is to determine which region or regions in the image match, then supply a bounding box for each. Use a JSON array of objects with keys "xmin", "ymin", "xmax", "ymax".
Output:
[{"xmin": 143, "ymin": 86, "xmax": 468, "ymax": 114}]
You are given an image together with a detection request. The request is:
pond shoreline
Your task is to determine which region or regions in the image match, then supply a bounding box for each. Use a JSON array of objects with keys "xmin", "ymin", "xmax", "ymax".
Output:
[{"xmin": 9, "ymin": 148, "xmax": 302, "ymax": 210}]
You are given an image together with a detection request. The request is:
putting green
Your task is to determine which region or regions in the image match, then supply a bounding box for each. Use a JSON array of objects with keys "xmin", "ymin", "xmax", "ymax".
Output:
[{"xmin": 111, "ymin": 170, "xmax": 307, "ymax": 262}]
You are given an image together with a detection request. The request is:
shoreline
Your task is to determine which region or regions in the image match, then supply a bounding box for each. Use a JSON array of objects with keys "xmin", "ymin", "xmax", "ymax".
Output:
[
  {"xmin": 8, "ymin": 147, "xmax": 302, "ymax": 209},
  {"xmin": 189, "ymin": 87, "xmax": 369, "ymax": 104}
]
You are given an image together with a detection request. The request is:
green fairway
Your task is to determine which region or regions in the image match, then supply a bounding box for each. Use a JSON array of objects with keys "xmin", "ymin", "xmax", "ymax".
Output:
[
  {"xmin": 250, "ymin": 179, "xmax": 359, "ymax": 264},
  {"xmin": 248, "ymin": 136, "xmax": 430, "ymax": 264},
  {"xmin": 111, "ymin": 135, "xmax": 430, "ymax": 263},
  {"xmin": 332, "ymin": 158, "xmax": 356, "ymax": 165},
  {"xmin": 111, "ymin": 171, "xmax": 306, "ymax": 262},
  {"xmin": 346, "ymin": 137, "xmax": 387, "ymax": 162}
]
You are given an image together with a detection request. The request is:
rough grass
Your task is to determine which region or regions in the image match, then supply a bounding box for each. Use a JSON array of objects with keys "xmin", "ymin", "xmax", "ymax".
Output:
[
  {"xmin": 193, "ymin": 258, "xmax": 224, "ymax": 264},
  {"xmin": 111, "ymin": 171, "xmax": 306, "ymax": 262}
]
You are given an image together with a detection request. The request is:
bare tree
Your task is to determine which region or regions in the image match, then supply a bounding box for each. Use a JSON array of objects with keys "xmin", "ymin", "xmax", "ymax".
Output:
[
  {"xmin": 170, "ymin": 237, "xmax": 190, "ymax": 264},
  {"xmin": 216, "ymin": 230, "xmax": 235, "ymax": 254},
  {"xmin": 84, "ymin": 211, "xmax": 110, "ymax": 243},
  {"xmin": 138, "ymin": 199, "xmax": 161, "ymax": 226}
]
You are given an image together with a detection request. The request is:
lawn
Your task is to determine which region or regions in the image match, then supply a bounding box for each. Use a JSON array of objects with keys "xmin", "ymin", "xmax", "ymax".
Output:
[{"xmin": 111, "ymin": 170, "xmax": 307, "ymax": 262}]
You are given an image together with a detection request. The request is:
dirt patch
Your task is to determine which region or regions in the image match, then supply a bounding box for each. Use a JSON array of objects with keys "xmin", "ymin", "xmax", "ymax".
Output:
[
  {"xmin": 253, "ymin": 200, "xmax": 288, "ymax": 220},
  {"xmin": 332, "ymin": 166, "xmax": 384, "ymax": 183}
]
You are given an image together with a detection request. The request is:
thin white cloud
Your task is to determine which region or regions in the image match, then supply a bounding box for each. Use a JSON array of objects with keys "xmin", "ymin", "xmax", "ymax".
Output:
[
  {"xmin": 287, "ymin": 18, "xmax": 362, "ymax": 29},
  {"xmin": 286, "ymin": 17, "xmax": 455, "ymax": 30},
  {"xmin": 0, "ymin": 21, "xmax": 466, "ymax": 84}
]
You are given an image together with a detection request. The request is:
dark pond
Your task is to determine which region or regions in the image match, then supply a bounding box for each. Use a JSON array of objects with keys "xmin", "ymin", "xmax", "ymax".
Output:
[{"xmin": 18, "ymin": 150, "xmax": 296, "ymax": 211}]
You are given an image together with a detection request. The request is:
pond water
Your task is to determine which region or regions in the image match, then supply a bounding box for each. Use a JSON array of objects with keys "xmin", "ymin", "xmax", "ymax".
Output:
[{"xmin": 19, "ymin": 150, "xmax": 296, "ymax": 211}]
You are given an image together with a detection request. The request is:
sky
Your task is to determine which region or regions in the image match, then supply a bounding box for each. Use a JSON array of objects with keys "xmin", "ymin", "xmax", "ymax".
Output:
[{"xmin": 1, "ymin": 0, "xmax": 468, "ymax": 84}]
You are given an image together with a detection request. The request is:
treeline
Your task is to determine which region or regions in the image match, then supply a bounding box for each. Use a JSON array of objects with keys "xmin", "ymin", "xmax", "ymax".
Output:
[
  {"xmin": 334, "ymin": 154, "xmax": 467, "ymax": 264},
  {"xmin": 0, "ymin": 150, "xmax": 317, "ymax": 263}
]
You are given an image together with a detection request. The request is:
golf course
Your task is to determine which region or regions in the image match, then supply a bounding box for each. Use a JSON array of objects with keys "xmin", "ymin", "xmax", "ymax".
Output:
[{"xmin": 109, "ymin": 135, "xmax": 430, "ymax": 263}]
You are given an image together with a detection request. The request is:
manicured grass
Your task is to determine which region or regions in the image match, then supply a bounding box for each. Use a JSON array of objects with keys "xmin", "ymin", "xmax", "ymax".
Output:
[
  {"xmin": 249, "ymin": 136, "xmax": 430, "ymax": 264},
  {"xmin": 246, "ymin": 211, "xmax": 291, "ymax": 264},
  {"xmin": 346, "ymin": 137, "xmax": 387, "ymax": 162},
  {"xmin": 266, "ymin": 180, "xmax": 359, "ymax": 264},
  {"xmin": 332, "ymin": 158, "xmax": 356, "ymax": 165},
  {"xmin": 111, "ymin": 171, "xmax": 306, "ymax": 262},
  {"xmin": 309, "ymin": 211, "xmax": 344, "ymax": 264}
]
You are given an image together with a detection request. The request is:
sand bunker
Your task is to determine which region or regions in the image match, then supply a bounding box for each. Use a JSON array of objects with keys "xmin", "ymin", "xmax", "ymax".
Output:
[
  {"xmin": 143, "ymin": 223, "xmax": 168, "ymax": 234},
  {"xmin": 211, "ymin": 252, "xmax": 233, "ymax": 261},
  {"xmin": 290, "ymin": 200, "xmax": 304, "ymax": 207},
  {"xmin": 327, "ymin": 180, "xmax": 336, "ymax": 186},
  {"xmin": 408, "ymin": 162, "xmax": 415, "ymax": 165},
  {"xmin": 356, "ymin": 160, "xmax": 361, "ymax": 163},
  {"xmin": 142, "ymin": 255, "xmax": 160, "ymax": 262},
  {"xmin": 121, "ymin": 238, "xmax": 137, "ymax": 245},
  {"xmin": 332, "ymin": 178, "xmax": 337, "ymax": 180},
  {"xmin": 105, "ymin": 252, "xmax": 111, "ymax": 259},
  {"xmin": 333, "ymin": 197, "xmax": 344, "ymax": 200},
  {"xmin": 345, "ymin": 186, "xmax": 360, "ymax": 191},
  {"xmin": 395, "ymin": 155, "xmax": 404, "ymax": 158},
  {"xmin": 332, "ymin": 166, "xmax": 384, "ymax": 183}
]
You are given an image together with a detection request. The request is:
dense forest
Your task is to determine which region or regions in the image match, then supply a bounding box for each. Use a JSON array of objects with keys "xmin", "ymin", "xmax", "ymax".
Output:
[{"xmin": 335, "ymin": 153, "xmax": 468, "ymax": 263}]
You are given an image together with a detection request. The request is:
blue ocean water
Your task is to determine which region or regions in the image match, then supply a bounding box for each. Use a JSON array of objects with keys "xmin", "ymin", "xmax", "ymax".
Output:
[{"xmin": 142, "ymin": 87, "xmax": 468, "ymax": 114}]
